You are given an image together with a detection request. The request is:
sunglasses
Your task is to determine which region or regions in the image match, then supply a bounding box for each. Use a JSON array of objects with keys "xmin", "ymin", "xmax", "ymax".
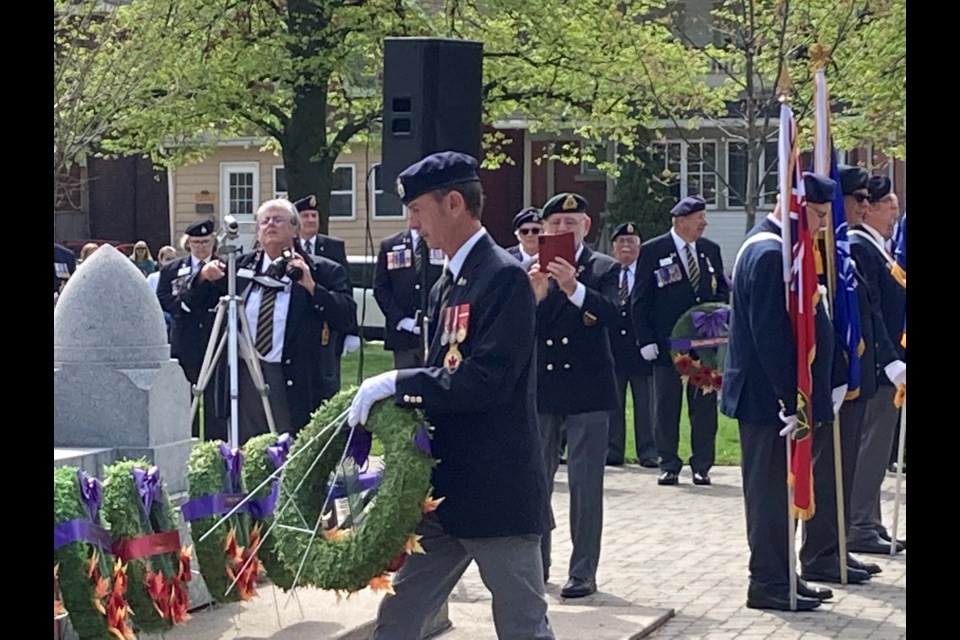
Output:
[
  {"xmin": 852, "ymin": 193, "xmax": 869, "ymax": 203},
  {"xmin": 518, "ymin": 227, "xmax": 542, "ymax": 236}
]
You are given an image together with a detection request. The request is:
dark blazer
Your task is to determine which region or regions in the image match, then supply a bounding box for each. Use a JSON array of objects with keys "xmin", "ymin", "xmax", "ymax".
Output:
[
  {"xmin": 394, "ymin": 232, "xmax": 549, "ymax": 539},
  {"xmin": 631, "ymin": 231, "xmax": 729, "ymax": 367},
  {"xmin": 373, "ymin": 230, "xmax": 443, "ymax": 352},
  {"xmin": 506, "ymin": 244, "xmax": 522, "ymax": 260},
  {"xmin": 156, "ymin": 256, "xmax": 216, "ymax": 383},
  {"xmin": 609, "ymin": 262, "xmax": 651, "ymax": 376},
  {"xmin": 54, "ymin": 243, "xmax": 76, "ymax": 294},
  {"xmin": 848, "ymin": 264, "xmax": 897, "ymax": 401},
  {"xmin": 183, "ymin": 249, "xmax": 356, "ymax": 433},
  {"xmin": 849, "ymin": 225, "xmax": 906, "ymax": 388},
  {"xmin": 536, "ymin": 245, "xmax": 621, "ymax": 415}
]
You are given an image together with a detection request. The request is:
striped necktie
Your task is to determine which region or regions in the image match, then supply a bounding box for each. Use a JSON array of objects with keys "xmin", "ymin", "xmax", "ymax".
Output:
[
  {"xmin": 255, "ymin": 286, "xmax": 278, "ymax": 356},
  {"xmin": 685, "ymin": 244, "xmax": 701, "ymax": 291},
  {"xmin": 414, "ymin": 236, "xmax": 424, "ymax": 273},
  {"xmin": 438, "ymin": 268, "xmax": 454, "ymax": 313},
  {"xmin": 619, "ymin": 266, "xmax": 630, "ymax": 306}
]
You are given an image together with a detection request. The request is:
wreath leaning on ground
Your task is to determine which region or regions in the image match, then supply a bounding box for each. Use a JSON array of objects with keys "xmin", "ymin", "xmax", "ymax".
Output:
[
  {"xmin": 270, "ymin": 388, "xmax": 440, "ymax": 596},
  {"xmin": 241, "ymin": 432, "xmax": 294, "ymax": 590},
  {"xmin": 101, "ymin": 460, "xmax": 192, "ymax": 633},
  {"xmin": 53, "ymin": 466, "xmax": 135, "ymax": 640},
  {"xmin": 669, "ymin": 301, "xmax": 730, "ymax": 394}
]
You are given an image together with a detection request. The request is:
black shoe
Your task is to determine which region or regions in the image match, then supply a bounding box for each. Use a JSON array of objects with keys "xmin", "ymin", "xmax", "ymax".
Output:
[
  {"xmin": 543, "ymin": 568, "xmax": 549, "ymax": 583},
  {"xmin": 746, "ymin": 585, "xmax": 822, "ymax": 611},
  {"xmin": 638, "ymin": 458, "xmax": 659, "ymax": 468},
  {"xmin": 847, "ymin": 555, "xmax": 882, "ymax": 575},
  {"xmin": 658, "ymin": 471, "xmax": 679, "ymax": 485},
  {"xmin": 801, "ymin": 566, "xmax": 871, "ymax": 585},
  {"xmin": 877, "ymin": 530, "xmax": 906, "ymax": 550},
  {"xmin": 848, "ymin": 534, "xmax": 903, "ymax": 555},
  {"xmin": 797, "ymin": 578, "xmax": 833, "ymax": 601},
  {"xmin": 560, "ymin": 577, "xmax": 597, "ymax": 599},
  {"xmin": 559, "ymin": 458, "xmax": 567, "ymax": 465},
  {"xmin": 606, "ymin": 459, "xmax": 624, "ymax": 467},
  {"xmin": 692, "ymin": 471, "xmax": 712, "ymax": 486}
]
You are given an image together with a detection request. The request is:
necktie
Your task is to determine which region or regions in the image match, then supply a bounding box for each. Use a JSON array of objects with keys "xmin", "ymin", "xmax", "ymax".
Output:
[
  {"xmin": 685, "ymin": 244, "xmax": 700, "ymax": 291},
  {"xmin": 414, "ymin": 236, "xmax": 426, "ymax": 273},
  {"xmin": 438, "ymin": 268, "xmax": 454, "ymax": 313},
  {"xmin": 255, "ymin": 286, "xmax": 278, "ymax": 356},
  {"xmin": 619, "ymin": 266, "xmax": 630, "ymax": 306},
  {"xmin": 306, "ymin": 239, "xmax": 313, "ymax": 255}
]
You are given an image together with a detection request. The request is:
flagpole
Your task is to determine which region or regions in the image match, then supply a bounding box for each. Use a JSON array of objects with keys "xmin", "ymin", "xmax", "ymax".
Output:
[
  {"xmin": 777, "ymin": 77, "xmax": 798, "ymax": 612},
  {"xmin": 813, "ymin": 59, "xmax": 848, "ymax": 585},
  {"xmin": 890, "ymin": 395, "xmax": 906, "ymax": 555}
]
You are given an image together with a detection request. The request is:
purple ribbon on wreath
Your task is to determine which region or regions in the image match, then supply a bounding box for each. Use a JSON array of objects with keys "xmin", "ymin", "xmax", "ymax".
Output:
[
  {"xmin": 346, "ymin": 427, "xmax": 373, "ymax": 468},
  {"xmin": 691, "ymin": 308, "xmax": 729, "ymax": 339},
  {"xmin": 413, "ymin": 425, "xmax": 432, "ymax": 456},
  {"xmin": 266, "ymin": 433, "xmax": 291, "ymax": 470},
  {"xmin": 54, "ymin": 470, "xmax": 111, "ymax": 551},
  {"xmin": 77, "ymin": 469, "xmax": 101, "ymax": 523},
  {"xmin": 218, "ymin": 443, "xmax": 243, "ymax": 493},
  {"xmin": 131, "ymin": 465, "xmax": 161, "ymax": 515}
]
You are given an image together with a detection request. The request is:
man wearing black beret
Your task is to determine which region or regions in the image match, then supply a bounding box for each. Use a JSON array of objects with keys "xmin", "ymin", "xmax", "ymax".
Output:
[
  {"xmin": 506, "ymin": 206, "xmax": 544, "ymax": 266},
  {"xmin": 631, "ymin": 196, "xmax": 728, "ymax": 487}
]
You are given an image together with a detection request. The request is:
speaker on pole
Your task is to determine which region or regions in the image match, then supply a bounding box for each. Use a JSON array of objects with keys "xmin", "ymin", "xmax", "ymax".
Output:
[{"xmin": 381, "ymin": 38, "xmax": 484, "ymax": 192}]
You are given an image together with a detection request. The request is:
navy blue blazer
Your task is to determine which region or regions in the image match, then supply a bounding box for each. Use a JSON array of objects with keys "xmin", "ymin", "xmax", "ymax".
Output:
[{"xmin": 394, "ymin": 232, "xmax": 549, "ymax": 539}]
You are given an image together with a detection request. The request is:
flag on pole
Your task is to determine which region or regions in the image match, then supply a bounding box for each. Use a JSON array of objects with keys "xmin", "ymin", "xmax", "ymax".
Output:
[
  {"xmin": 813, "ymin": 67, "xmax": 863, "ymax": 400},
  {"xmin": 779, "ymin": 102, "xmax": 817, "ymax": 520}
]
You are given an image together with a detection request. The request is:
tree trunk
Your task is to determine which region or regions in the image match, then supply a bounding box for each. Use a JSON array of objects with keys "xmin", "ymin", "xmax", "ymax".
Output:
[{"xmin": 281, "ymin": 82, "xmax": 335, "ymax": 234}]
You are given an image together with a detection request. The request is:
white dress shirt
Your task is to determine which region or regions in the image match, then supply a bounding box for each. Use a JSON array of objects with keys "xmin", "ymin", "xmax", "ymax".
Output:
[
  {"xmin": 244, "ymin": 255, "xmax": 292, "ymax": 364},
  {"xmin": 446, "ymin": 227, "xmax": 488, "ymax": 280}
]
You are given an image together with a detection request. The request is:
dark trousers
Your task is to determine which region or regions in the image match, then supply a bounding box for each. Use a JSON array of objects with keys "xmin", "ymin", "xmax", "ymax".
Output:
[
  {"xmin": 850, "ymin": 386, "xmax": 899, "ymax": 541},
  {"xmin": 236, "ymin": 360, "xmax": 293, "ymax": 447},
  {"xmin": 800, "ymin": 420, "xmax": 843, "ymax": 573},
  {"xmin": 393, "ymin": 348, "xmax": 423, "ymax": 370},
  {"xmin": 739, "ymin": 421, "xmax": 791, "ymax": 591},
  {"xmin": 607, "ymin": 372, "xmax": 655, "ymax": 463},
  {"xmin": 653, "ymin": 365, "xmax": 717, "ymax": 474},
  {"xmin": 182, "ymin": 364, "xmax": 228, "ymax": 443},
  {"xmin": 838, "ymin": 398, "xmax": 868, "ymax": 538}
]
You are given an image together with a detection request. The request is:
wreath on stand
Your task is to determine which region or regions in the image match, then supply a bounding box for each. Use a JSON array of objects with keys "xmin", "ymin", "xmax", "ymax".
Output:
[
  {"xmin": 241, "ymin": 432, "xmax": 294, "ymax": 590},
  {"xmin": 101, "ymin": 460, "xmax": 192, "ymax": 633},
  {"xmin": 270, "ymin": 388, "xmax": 439, "ymax": 597},
  {"xmin": 669, "ymin": 302, "xmax": 730, "ymax": 394},
  {"xmin": 182, "ymin": 441, "xmax": 261, "ymax": 604},
  {"xmin": 53, "ymin": 466, "xmax": 135, "ymax": 640}
]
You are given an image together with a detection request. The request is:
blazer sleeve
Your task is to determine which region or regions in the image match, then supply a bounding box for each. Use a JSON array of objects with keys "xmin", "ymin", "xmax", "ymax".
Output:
[
  {"xmin": 630, "ymin": 249, "xmax": 659, "ymax": 347},
  {"xmin": 394, "ymin": 267, "xmax": 535, "ymax": 415},
  {"xmin": 310, "ymin": 261, "xmax": 357, "ymax": 332},
  {"xmin": 155, "ymin": 262, "xmax": 179, "ymax": 315},
  {"xmin": 579, "ymin": 260, "xmax": 622, "ymax": 328}
]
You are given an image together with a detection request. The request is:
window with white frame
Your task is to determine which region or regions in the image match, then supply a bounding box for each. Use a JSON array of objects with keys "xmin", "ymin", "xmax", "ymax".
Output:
[
  {"xmin": 726, "ymin": 140, "xmax": 779, "ymax": 208},
  {"xmin": 273, "ymin": 166, "xmax": 288, "ymax": 199},
  {"xmin": 652, "ymin": 140, "xmax": 718, "ymax": 206},
  {"xmin": 372, "ymin": 165, "xmax": 404, "ymax": 218},
  {"xmin": 329, "ymin": 164, "xmax": 355, "ymax": 219},
  {"xmin": 580, "ymin": 141, "xmax": 608, "ymax": 177},
  {"xmin": 219, "ymin": 162, "xmax": 259, "ymax": 220}
]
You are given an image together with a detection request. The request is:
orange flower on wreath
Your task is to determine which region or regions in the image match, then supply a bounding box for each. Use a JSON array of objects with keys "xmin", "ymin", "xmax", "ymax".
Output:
[{"xmin": 673, "ymin": 353, "xmax": 698, "ymax": 380}]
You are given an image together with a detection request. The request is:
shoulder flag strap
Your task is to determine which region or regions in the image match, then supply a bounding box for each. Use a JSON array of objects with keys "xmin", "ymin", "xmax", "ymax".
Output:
[{"xmin": 849, "ymin": 229, "xmax": 906, "ymax": 289}]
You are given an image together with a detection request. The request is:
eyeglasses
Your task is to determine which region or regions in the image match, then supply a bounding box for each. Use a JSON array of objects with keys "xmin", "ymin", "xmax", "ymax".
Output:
[
  {"xmin": 258, "ymin": 215, "xmax": 289, "ymax": 227},
  {"xmin": 518, "ymin": 227, "xmax": 542, "ymax": 236},
  {"xmin": 852, "ymin": 193, "xmax": 869, "ymax": 203}
]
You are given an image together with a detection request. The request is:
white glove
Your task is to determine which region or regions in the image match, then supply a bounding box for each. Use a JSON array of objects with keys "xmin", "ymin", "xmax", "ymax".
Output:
[
  {"xmin": 832, "ymin": 385, "xmax": 848, "ymax": 415},
  {"xmin": 397, "ymin": 317, "xmax": 421, "ymax": 335},
  {"xmin": 640, "ymin": 343, "xmax": 660, "ymax": 362},
  {"xmin": 347, "ymin": 371, "xmax": 398, "ymax": 427},
  {"xmin": 341, "ymin": 335, "xmax": 361, "ymax": 357},
  {"xmin": 778, "ymin": 409, "xmax": 799, "ymax": 438},
  {"xmin": 884, "ymin": 360, "xmax": 906, "ymax": 387}
]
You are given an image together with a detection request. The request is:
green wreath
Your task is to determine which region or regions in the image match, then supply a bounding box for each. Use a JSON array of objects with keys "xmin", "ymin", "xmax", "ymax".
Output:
[
  {"xmin": 184, "ymin": 441, "xmax": 258, "ymax": 604},
  {"xmin": 53, "ymin": 466, "xmax": 135, "ymax": 640},
  {"xmin": 669, "ymin": 302, "xmax": 730, "ymax": 393},
  {"xmin": 241, "ymin": 432, "xmax": 294, "ymax": 590},
  {"xmin": 271, "ymin": 387, "xmax": 437, "ymax": 595},
  {"xmin": 101, "ymin": 459, "xmax": 191, "ymax": 633}
]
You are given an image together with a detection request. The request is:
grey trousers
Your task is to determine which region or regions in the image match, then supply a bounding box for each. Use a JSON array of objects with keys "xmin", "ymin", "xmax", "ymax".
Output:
[
  {"xmin": 237, "ymin": 360, "xmax": 292, "ymax": 446},
  {"xmin": 849, "ymin": 385, "xmax": 900, "ymax": 541},
  {"xmin": 539, "ymin": 411, "xmax": 608, "ymax": 582},
  {"xmin": 374, "ymin": 514, "xmax": 554, "ymax": 640}
]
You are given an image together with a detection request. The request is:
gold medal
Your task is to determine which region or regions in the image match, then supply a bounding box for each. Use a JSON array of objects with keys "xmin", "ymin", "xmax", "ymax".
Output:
[
  {"xmin": 321, "ymin": 322, "xmax": 330, "ymax": 346},
  {"xmin": 444, "ymin": 343, "xmax": 463, "ymax": 373},
  {"xmin": 440, "ymin": 307, "xmax": 451, "ymax": 346},
  {"xmin": 456, "ymin": 304, "xmax": 470, "ymax": 344}
]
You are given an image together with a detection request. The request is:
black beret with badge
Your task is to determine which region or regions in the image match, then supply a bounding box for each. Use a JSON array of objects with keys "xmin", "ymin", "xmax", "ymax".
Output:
[
  {"xmin": 293, "ymin": 195, "xmax": 318, "ymax": 212},
  {"xmin": 802, "ymin": 172, "xmax": 837, "ymax": 204},
  {"xmin": 541, "ymin": 192, "xmax": 588, "ymax": 218},
  {"xmin": 611, "ymin": 222, "xmax": 640, "ymax": 241},
  {"xmin": 396, "ymin": 151, "xmax": 481, "ymax": 205},
  {"xmin": 670, "ymin": 196, "xmax": 706, "ymax": 217},
  {"xmin": 513, "ymin": 206, "xmax": 543, "ymax": 229},
  {"xmin": 838, "ymin": 164, "xmax": 869, "ymax": 196},
  {"xmin": 185, "ymin": 219, "xmax": 215, "ymax": 237},
  {"xmin": 867, "ymin": 175, "xmax": 892, "ymax": 203}
]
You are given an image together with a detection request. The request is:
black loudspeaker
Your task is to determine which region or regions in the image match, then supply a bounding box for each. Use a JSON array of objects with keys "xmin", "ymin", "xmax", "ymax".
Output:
[{"xmin": 381, "ymin": 38, "xmax": 484, "ymax": 192}]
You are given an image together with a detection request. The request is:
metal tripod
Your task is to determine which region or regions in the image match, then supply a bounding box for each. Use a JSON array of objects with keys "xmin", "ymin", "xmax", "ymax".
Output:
[{"xmin": 190, "ymin": 225, "xmax": 277, "ymax": 447}]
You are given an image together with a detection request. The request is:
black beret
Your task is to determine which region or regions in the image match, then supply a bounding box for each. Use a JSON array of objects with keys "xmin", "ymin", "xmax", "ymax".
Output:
[
  {"xmin": 611, "ymin": 222, "xmax": 640, "ymax": 241},
  {"xmin": 396, "ymin": 151, "xmax": 480, "ymax": 205},
  {"xmin": 838, "ymin": 164, "xmax": 869, "ymax": 196},
  {"xmin": 542, "ymin": 192, "xmax": 588, "ymax": 217},
  {"xmin": 867, "ymin": 175, "xmax": 892, "ymax": 203},
  {"xmin": 802, "ymin": 172, "xmax": 837, "ymax": 204},
  {"xmin": 185, "ymin": 219, "xmax": 214, "ymax": 237},
  {"xmin": 670, "ymin": 196, "xmax": 706, "ymax": 217},
  {"xmin": 293, "ymin": 195, "xmax": 318, "ymax": 212},
  {"xmin": 513, "ymin": 207, "xmax": 543, "ymax": 229}
]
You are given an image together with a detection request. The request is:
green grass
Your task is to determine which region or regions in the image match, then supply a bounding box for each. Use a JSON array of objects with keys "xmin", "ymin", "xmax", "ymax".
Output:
[{"xmin": 340, "ymin": 342, "xmax": 742, "ymax": 466}]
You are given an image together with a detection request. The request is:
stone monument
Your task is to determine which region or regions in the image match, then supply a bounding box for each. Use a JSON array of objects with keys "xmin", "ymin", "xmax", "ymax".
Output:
[{"xmin": 53, "ymin": 244, "xmax": 193, "ymax": 494}]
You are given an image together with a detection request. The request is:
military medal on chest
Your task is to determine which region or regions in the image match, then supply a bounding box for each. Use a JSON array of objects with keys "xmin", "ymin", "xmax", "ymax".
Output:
[
  {"xmin": 705, "ymin": 254, "xmax": 718, "ymax": 295},
  {"xmin": 443, "ymin": 303, "xmax": 470, "ymax": 373}
]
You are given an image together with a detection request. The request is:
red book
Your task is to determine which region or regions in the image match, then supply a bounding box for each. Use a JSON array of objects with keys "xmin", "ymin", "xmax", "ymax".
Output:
[{"xmin": 538, "ymin": 232, "xmax": 576, "ymax": 271}]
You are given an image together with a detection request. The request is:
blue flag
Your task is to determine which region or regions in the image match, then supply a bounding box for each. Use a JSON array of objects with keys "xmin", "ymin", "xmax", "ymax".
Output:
[
  {"xmin": 894, "ymin": 213, "xmax": 906, "ymax": 346},
  {"xmin": 829, "ymin": 148, "xmax": 862, "ymax": 397}
]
